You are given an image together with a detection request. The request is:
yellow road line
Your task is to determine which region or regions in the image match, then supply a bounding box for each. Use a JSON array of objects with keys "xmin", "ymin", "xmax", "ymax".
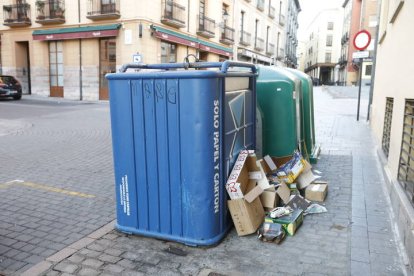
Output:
[{"xmin": 1, "ymin": 180, "xmax": 95, "ymax": 198}]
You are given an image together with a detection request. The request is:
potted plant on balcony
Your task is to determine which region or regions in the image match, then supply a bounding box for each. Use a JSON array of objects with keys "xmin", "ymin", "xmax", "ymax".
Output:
[
  {"xmin": 35, "ymin": 0, "xmax": 45, "ymax": 20},
  {"xmin": 54, "ymin": 7, "xmax": 65, "ymax": 18},
  {"xmin": 3, "ymin": 5, "xmax": 13, "ymax": 23}
]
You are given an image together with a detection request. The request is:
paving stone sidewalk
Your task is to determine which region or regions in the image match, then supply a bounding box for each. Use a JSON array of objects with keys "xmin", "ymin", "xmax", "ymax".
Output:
[
  {"xmin": 32, "ymin": 86, "xmax": 407, "ymax": 276},
  {"xmin": 0, "ymin": 98, "xmax": 115, "ymax": 275}
]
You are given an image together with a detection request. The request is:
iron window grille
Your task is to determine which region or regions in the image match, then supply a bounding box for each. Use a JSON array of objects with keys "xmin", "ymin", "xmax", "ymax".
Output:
[
  {"xmin": 398, "ymin": 99, "xmax": 414, "ymax": 206},
  {"xmin": 382, "ymin": 97, "xmax": 394, "ymax": 157}
]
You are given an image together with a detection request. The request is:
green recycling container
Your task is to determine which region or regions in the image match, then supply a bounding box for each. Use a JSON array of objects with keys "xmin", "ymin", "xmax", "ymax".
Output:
[
  {"xmin": 285, "ymin": 68, "xmax": 319, "ymax": 163},
  {"xmin": 256, "ymin": 66, "xmax": 303, "ymax": 158}
]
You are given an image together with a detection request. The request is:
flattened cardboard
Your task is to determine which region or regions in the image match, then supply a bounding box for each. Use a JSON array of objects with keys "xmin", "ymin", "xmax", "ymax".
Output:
[
  {"xmin": 244, "ymin": 185, "xmax": 264, "ymax": 203},
  {"xmin": 286, "ymin": 195, "xmax": 311, "ymax": 210},
  {"xmin": 264, "ymin": 155, "xmax": 277, "ymax": 171},
  {"xmin": 255, "ymin": 161, "xmax": 272, "ymax": 190},
  {"xmin": 276, "ymin": 182, "xmax": 291, "ymax": 205},
  {"xmin": 296, "ymin": 160, "xmax": 320, "ymax": 189},
  {"xmin": 227, "ymin": 197, "xmax": 265, "ymax": 236},
  {"xmin": 260, "ymin": 190, "xmax": 278, "ymax": 210},
  {"xmin": 305, "ymin": 182, "xmax": 328, "ymax": 202}
]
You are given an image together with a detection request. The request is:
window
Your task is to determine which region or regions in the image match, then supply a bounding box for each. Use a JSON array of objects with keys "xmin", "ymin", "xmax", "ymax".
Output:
[
  {"xmin": 49, "ymin": 41, "xmax": 64, "ymax": 87},
  {"xmin": 199, "ymin": 0, "xmax": 205, "ymax": 26},
  {"xmin": 161, "ymin": 41, "xmax": 176, "ymax": 63},
  {"xmin": 255, "ymin": 19, "xmax": 259, "ymax": 42},
  {"xmin": 369, "ymin": 15, "xmax": 378, "ymax": 27},
  {"xmin": 382, "ymin": 98, "xmax": 394, "ymax": 157},
  {"xmin": 240, "ymin": 11, "xmax": 245, "ymax": 33},
  {"xmin": 379, "ymin": 0, "xmax": 390, "ymax": 43},
  {"xmin": 326, "ymin": 35, "xmax": 333, "ymax": 46},
  {"xmin": 266, "ymin": 26, "xmax": 270, "ymax": 51},
  {"xmin": 365, "ymin": 64, "xmax": 372, "ymax": 76},
  {"xmin": 325, "ymin": 52, "xmax": 331, "ymax": 63},
  {"xmin": 398, "ymin": 99, "xmax": 414, "ymax": 206},
  {"xmin": 327, "ymin": 22, "xmax": 334, "ymax": 30}
]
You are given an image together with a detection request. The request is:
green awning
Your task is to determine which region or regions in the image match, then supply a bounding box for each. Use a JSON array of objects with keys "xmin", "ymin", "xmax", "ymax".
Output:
[{"xmin": 33, "ymin": 24, "xmax": 121, "ymax": 41}]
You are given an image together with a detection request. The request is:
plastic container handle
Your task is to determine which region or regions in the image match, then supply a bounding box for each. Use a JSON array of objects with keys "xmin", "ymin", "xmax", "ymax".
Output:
[{"xmin": 119, "ymin": 61, "xmax": 256, "ymax": 74}]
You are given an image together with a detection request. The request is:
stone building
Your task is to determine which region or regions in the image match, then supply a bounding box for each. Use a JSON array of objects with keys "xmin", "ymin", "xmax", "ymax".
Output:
[
  {"xmin": 370, "ymin": 0, "xmax": 414, "ymax": 273},
  {"xmin": 338, "ymin": 0, "xmax": 379, "ymax": 86},
  {"xmin": 0, "ymin": 0, "xmax": 293, "ymax": 100},
  {"xmin": 303, "ymin": 8, "xmax": 343, "ymax": 85}
]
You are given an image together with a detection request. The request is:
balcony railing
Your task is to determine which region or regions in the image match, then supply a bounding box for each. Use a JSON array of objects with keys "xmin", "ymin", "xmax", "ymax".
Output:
[
  {"xmin": 161, "ymin": 0, "xmax": 185, "ymax": 28},
  {"xmin": 341, "ymin": 32, "xmax": 349, "ymax": 45},
  {"xmin": 255, "ymin": 37, "xmax": 264, "ymax": 51},
  {"xmin": 279, "ymin": 14, "xmax": 285, "ymax": 26},
  {"xmin": 197, "ymin": 15, "xmax": 215, "ymax": 38},
  {"xmin": 220, "ymin": 25, "xmax": 235, "ymax": 45},
  {"xmin": 266, "ymin": 43, "xmax": 275, "ymax": 55},
  {"xmin": 35, "ymin": 0, "xmax": 65, "ymax": 24},
  {"xmin": 269, "ymin": 6, "xmax": 275, "ymax": 18},
  {"xmin": 257, "ymin": 0, "xmax": 265, "ymax": 11},
  {"xmin": 3, "ymin": 4, "xmax": 31, "ymax": 27},
  {"xmin": 87, "ymin": 0, "xmax": 120, "ymax": 20},
  {"xmin": 338, "ymin": 55, "xmax": 347, "ymax": 65},
  {"xmin": 239, "ymin": 30, "xmax": 251, "ymax": 46}
]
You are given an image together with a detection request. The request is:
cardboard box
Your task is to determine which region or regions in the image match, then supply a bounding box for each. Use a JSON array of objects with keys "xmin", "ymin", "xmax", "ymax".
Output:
[
  {"xmin": 305, "ymin": 181, "xmax": 328, "ymax": 202},
  {"xmin": 226, "ymin": 150, "xmax": 265, "ymax": 236},
  {"xmin": 260, "ymin": 190, "xmax": 278, "ymax": 211},
  {"xmin": 266, "ymin": 209, "xmax": 304, "ymax": 236},
  {"xmin": 226, "ymin": 150, "xmax": 263, "ymax": 201},
  {"xmin": 275, "ymin": 151, "xmax": 305, "ymax": 184},
  {"xmin": 296, "ymin": 160, "xmax": 321, "ymax": 189}
]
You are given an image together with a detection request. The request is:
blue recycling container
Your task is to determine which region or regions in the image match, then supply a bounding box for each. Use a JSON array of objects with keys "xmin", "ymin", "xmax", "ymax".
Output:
[{"xmin": 106, "ymin": 61, "xmax": 257, "ymax": 246}]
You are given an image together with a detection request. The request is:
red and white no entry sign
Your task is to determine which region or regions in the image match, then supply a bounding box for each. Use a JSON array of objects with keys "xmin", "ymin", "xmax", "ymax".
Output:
[{"xmin": 353, "ymin": 30, "xmax": 371, "ymax": 51}]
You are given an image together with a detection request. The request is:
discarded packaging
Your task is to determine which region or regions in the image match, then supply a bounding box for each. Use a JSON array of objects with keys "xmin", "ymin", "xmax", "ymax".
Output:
[
  {"xmin": 286, "ymin": 194, "xmax": 311, "ymax": 211},
  {"xmin": 305, "ymin": 181, "xmax": 328, "ymax": 202},
  {"xmin": 275, "ymin": 151, "xmax": 305, "ymax": 184},
  {"xmin": 226, "ymin": 150, "xmax": 265, "ymax": 236},
  {"xmin": 266, "ymin": 209, "xmax": 304, "ymax": 236},
  {"xmin": 296, "ymin": 159, "xmax": 320, "ymax": 189},
  {"xmin": 269, "ymin": 207, "xmax": 293, "ymax": 218},
  {"xmin": 305, "ymin": 203, "xmax": 328, "ymax": 215},
  {"xmin": 260, "ymin": 189, "xmax": 278, "ymax": 211},
  {"xmin": 257, "ymin": 222, "xmax": 285, "ymax": 243}
]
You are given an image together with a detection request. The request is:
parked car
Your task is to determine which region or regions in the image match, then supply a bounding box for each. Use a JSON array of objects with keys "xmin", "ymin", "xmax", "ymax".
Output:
[{"xmin": 0, "ymin": 75, "xmax": 22, "ymax": 100}]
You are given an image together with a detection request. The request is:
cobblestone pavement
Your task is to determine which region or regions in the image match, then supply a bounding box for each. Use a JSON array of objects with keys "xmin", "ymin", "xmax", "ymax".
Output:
[
  {"xmin": 0, "ymin": 97, "xmax": 115, "ymax": 275},
  {"xmin": 1, "ymin": 86, "xmax": 408, "ymax": 275}
]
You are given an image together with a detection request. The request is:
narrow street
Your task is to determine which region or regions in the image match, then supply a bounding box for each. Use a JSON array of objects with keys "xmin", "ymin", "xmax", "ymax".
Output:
[{"xmin": 0, "ymin": 86, "xmax": 407, "ymax": 275}]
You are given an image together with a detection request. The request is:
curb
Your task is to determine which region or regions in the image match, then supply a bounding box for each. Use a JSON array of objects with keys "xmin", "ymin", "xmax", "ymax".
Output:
[{"xmin": 21, "ymin": 220, "xmax": 116, "ymax": 276}]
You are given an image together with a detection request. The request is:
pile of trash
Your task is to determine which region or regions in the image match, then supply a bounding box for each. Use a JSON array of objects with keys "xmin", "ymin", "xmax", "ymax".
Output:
[{"xmin": 226, "ymin": 150, "xmax": 328, "ymax": 244}]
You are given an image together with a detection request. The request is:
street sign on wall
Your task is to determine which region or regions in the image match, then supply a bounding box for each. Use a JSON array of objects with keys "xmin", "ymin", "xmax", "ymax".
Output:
[{"xmin": 352, "ymin": 51, "xmax": 370, "ymax": 59}]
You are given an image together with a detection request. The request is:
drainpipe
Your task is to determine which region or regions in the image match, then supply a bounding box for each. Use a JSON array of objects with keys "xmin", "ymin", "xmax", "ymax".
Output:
[
  {"xmin": 367, "ymin": 0, "xmax": 381, "ymax": 121},
  {"xmin": 78, "ymin": 0, "xmax": 83, "ymax": 101},
  {"xmin": 187, "ymin": 0, "xmax": 190, "ymax": 56}
]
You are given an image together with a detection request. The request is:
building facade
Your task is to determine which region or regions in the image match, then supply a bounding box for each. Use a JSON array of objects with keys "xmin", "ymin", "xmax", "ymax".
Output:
[
  {"xmin": 303, "ymin": 8, "xmax": 343, "ymax": 85},
  {"xmin": 370, "ymin": 0, "xmax": 414, "ymax": 273},
  {"xmin": 0, "ymin": 0, "xmax": 292, "ymax": 100},
  {"xmin": 284, "ymin": 0, "xmax": 300, "ymax": 68},
  {"xmin": 234, "ymin": 0, "xmax": 287, "ymax": 66},
  {"xmin": 338, "ymin": 0, "xmax": 379, "ymax": 86}
]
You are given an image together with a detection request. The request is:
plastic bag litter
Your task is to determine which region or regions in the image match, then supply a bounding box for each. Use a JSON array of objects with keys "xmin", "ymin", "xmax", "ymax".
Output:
[{"xmin": 305, "ymin": 203, "xmax": 327, "ymax": 215}]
